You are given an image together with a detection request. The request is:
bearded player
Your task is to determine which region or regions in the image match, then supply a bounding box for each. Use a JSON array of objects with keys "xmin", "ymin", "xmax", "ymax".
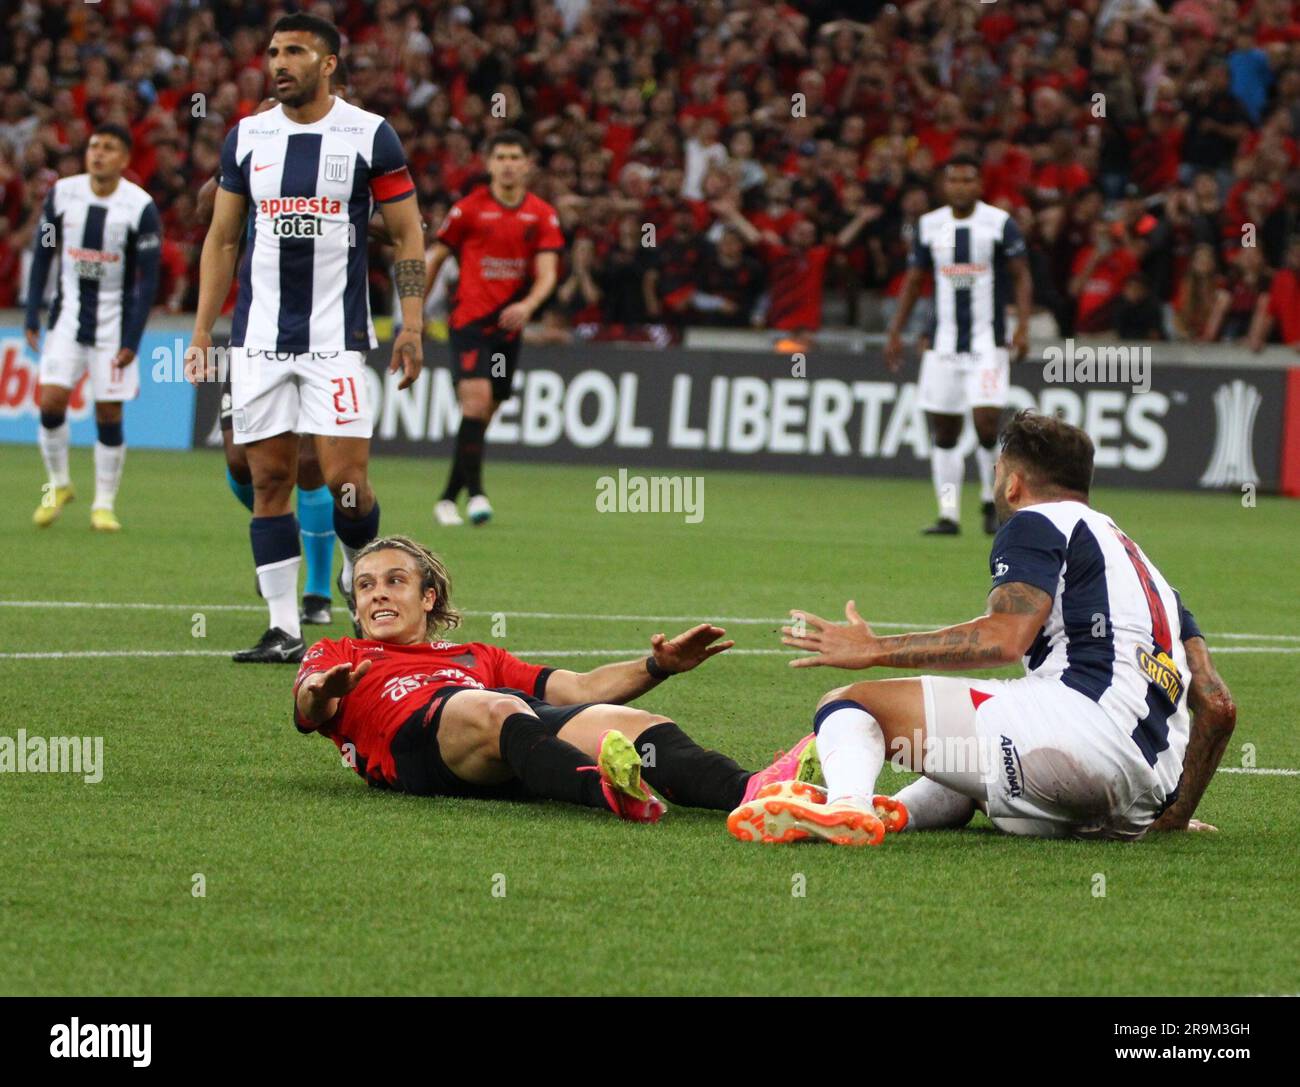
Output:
[
  {"xmin": 186, "ymin": 13, "xmax": 425, "ymax": 662},
  {"xmin": 424, "ymin": 130, "xmax": 562, "ymax": 527},
  {"xmin": 294, "ymin": 535, "xmax": 812, "ymax": 819},
  {"xmin": 733, "ymin": 411, "xmax": 1233, "ymax": 845}
]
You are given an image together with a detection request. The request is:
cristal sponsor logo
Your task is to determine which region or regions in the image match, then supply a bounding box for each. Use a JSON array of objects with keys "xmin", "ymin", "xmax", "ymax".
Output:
[
  {"xmin": 1137, "ymin": 647, "xmax": 1184, "ymax": 706},
  {"xmin": 1042, "ymin": 339, "xmax": 1152, "ymax": 394},
  {"xmin": 595, "ymin": 468, "xmax": 704, "ymax": 524},
  {"xmin": 1000, "ymin": 734, "xmax": 1023, "ymax": 799},
  {"xmin": 0, "ymin": 730, "xmax": 104, "ymax": 783},
  {"xmin": 50, "ymin": 1018, "xmax": 150, "ymax": 1067},
  {"xmin": 68, "ymin": 246, "xmax": 120, "ymax": 279}
]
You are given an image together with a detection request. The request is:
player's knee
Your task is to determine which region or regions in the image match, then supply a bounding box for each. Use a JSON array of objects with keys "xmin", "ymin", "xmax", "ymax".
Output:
[
  {"xmin": 251, "ymin": 459, "xmax": 295, "ymax": 496},
  {"xmin": 623, "ymin": 712, "xmax": 671, "ymax": 739},
  {"xmin": 39, "ymin": 387, "xmax": 70, "ymax": 417},
  {"xmin": 482, "ymin": 695, "xmax": 535, "ymax": 733},
  {"xmin": 325, "ymin": 468, "xmax": 369, "ymax": 503},
  {"xmin": 816, "ymin": 685, "xmax": 854, "ymax": 711}
]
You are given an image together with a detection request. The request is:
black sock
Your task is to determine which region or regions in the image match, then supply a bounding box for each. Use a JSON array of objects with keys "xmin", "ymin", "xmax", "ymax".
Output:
[
  {"xmin": 440, "ymin": 457, "xmax": 463, "ymax": 503},
  {"xmin": 498, "ymin": 713, "xmax": 608, "ymax": 809},
  {"xmin": 635, "ymin": 722, "xmax": 752, "ymax": 811},
  {"xmin": 457, "ymin": 417, "xmax": 487, "ymax": 497}
]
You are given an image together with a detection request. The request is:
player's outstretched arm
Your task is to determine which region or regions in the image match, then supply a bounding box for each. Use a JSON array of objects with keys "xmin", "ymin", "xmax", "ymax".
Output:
[
  {"xmin": 295, "ymin": 660, "xmax": 373, "ymax": 730},
  {"xmin": 1148, "ymin": 636, "xmax": 1236, "ymax": 832},
  {"xmin": 782, "ymin": 584, "xmax": 1052, "ymax": 670},
  {"xmin": 380, "ymin": 193, "xmax": 425, "ymax": 390},
  {"xmin": 542, "ymin": 624, "xmax": 734, "ymax": 706}
]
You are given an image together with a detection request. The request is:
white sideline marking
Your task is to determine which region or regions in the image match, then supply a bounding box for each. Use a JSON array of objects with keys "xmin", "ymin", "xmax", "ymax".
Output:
[
  {"xmin": 1218, "ymin": 768, "xmax": 1300, "ymax": 776},
  {"xmin": 5, "ymin": 646, "xmax": 1300, "ymax": 661},
  {"xmin": 2, "ymin": 600, "xmax": 1299, "ymax": 642}
]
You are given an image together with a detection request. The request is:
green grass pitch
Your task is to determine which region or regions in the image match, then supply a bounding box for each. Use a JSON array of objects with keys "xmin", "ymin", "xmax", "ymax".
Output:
[{"xmin": 1, "ymin": 444, "xmax": 1297, "ymax": 995}]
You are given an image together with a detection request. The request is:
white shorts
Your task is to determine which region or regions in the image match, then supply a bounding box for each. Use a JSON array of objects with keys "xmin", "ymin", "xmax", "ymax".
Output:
[
  {"xmin": 920, "ymin": 674, "xmax": 1168, "ymax": 840},
  {"xmin": 916, "ymin": 347, "xmax": 1009, "ymax": 415},
  {"xmin": 38, "ymin": 332, "xmax": 139, "ymax": 402},
  {"xmin": 228, "ymin": 347, "xmax": 373, "ymax": 444}
]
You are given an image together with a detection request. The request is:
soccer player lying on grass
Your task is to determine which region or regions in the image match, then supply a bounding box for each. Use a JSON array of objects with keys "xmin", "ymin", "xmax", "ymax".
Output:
[
  {"xmin": 730, "ymin": 409, "xmax": 1236, "ymax": 845},
  {"xmin": 294, "ymin": 535, "xmax": 812, "ymax": 820}
]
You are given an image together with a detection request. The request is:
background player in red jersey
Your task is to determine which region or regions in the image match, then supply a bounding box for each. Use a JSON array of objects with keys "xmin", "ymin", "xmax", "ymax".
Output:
[
  {"xmin": 423, "ymin": 130, "xmax": 562, "ymax": 527},
  {"xmin": 294, "ymin": 535, "xmax": 812, "ymax": 821}
]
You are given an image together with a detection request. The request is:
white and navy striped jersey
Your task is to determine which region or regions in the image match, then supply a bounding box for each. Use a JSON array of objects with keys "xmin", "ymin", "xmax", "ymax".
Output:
[
  {"xmin": 989, "ymin": 500, "xmax": 1193, "ymax": 796},
  {"xmin": 219, "ymin": 96, "xmax": 415, "ymax": 353},
  {"xmin": 909, "ymin": 201, "xmax": 1025, "ymax": 353},
  {"xmin": 24, "ymin": 174, "xmax": 162, "ymax": 352}
]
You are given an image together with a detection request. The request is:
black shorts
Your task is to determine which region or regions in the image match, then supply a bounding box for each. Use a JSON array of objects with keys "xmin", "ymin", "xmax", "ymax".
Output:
[
  {"xmin": 449, "ymin": 318, "xmax": 521, "ymax": 403},
  {"xmin": 383, "ymin": 686, "xmax": 596, "ymax": 798}
]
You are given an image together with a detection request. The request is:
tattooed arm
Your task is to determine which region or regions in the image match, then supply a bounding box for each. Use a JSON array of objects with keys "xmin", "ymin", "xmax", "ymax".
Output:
[
  {"xmin": 379, "ymin": 192, "xmax": 426, "ymax": 390},
  {"xmin": 781, "ymin": 582, "xmax": 1053, "ymax": 670},
  {"xmin": 1148, "ymin": 636, "xmax": 1236, "ymax": 831}
]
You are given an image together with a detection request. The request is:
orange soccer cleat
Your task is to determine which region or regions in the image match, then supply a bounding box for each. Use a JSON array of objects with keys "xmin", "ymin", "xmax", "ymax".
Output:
[{"xmin": 727, "ymin": 781, "xmax": 885, "ymax": 846}]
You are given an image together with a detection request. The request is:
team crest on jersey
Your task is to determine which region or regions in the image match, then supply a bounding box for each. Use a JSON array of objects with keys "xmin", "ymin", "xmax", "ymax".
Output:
[
  {"xmin": 106, "ymin": 223, "xmax": 127, "ymax": 248},
  {"xmin": 325, "ymin": 154, "xmax": 350, "ymax": 182},
  {"xmin": 1137, "ymin": 647, "xmax": 1183, "ymax": 706}
]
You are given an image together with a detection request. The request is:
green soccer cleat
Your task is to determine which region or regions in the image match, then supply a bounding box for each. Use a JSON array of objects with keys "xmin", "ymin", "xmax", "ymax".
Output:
[
  {"xmin": 794, "ymin": 735, "xmax": 823, "ymax": 788},
  {"xmin": 596, "ymin": 730, "xmax": 665, "ymax": 823}
]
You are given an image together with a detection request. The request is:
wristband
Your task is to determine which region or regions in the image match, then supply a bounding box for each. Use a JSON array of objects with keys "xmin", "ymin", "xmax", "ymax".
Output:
[{"xmin": 645, "ymin": 656, "xmax": 674, "ymax": 681}]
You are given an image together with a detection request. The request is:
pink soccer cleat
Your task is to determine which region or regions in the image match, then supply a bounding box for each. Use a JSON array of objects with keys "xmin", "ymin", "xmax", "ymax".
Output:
[{"xmin": 740, "ymin": 733, "xmax": 818, "ymax": 805}]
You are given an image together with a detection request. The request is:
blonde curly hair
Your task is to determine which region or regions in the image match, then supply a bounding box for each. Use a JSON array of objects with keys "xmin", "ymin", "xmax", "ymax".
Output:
[{"xmin": 352, "ymin": 535, "xmax": 461, "ymax": 638}]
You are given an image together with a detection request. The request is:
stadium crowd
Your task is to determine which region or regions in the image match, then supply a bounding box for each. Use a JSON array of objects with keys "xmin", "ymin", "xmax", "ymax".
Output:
[{"xmin": 2, "ymin": 0, "xmax": 1300, "ymax": 346}]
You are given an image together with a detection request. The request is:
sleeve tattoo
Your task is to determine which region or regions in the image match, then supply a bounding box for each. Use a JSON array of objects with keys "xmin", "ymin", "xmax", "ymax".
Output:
[
  {"xmin": 394, "ymin": 258, "xmax": 425, "ymax": 298},
  {"xmin": 988, "ymin": 582, "xmax": 1053, "ymax": 616}
]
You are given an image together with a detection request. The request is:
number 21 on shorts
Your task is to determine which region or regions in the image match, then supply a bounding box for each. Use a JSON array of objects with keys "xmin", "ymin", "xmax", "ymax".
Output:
[{"xmin": 332, "ymin": 376, "xmax": 360, "ymax": 416}]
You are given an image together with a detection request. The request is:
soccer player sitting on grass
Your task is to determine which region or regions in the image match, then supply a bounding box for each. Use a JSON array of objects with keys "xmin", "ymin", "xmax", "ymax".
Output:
[
  {"xmin": 731, "ymin": 410, "xmax": 1235, "ymax": 845},
  {"xmin": 294, "ymin": 535, "xmax": 812, "ymax": 820}
]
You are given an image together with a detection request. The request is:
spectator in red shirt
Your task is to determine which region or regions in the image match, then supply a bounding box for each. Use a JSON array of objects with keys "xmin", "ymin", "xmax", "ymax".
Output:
[
  {"xmin": 1033, "ymin": 128, "xmax": 1093, "ymax": 202},
  {"xmin": 1250, "ymin": 236, "xmax": 1300, "ymax": 349},
  {"xmin": 715, "ymin": 201, "xmax": 879, "ymax": 332},
  {"xmin": 1069, "ymin": 220, "xmax": 1141, "ymax": 333}
]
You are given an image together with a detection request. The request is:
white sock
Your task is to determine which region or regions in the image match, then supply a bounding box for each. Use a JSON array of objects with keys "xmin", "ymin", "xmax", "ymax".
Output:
[
  {"xmin": 338, "ymin": 541, "xmax": 358, "ymax": 595},
  {"xmin": 92, "ymin": 441, "xmax": 126, "ymax": 511},
  {"xmin": 257, "ymin": 556, "xmax": 302, "ymax": 638},
  {"xmin": 931, "ymin": 445, "xmax": 963, "ymax": 523},
  {"xmin": 816, "ymin": 703, "xmax": 885, "ymax": 807},
  {"xmin": 976, "ymin": 443, "xmax": 997, "ymax": 504},
  {"xmin": 39, "ymin": 422, "xmax": 71, "ymax": 488},
  {"xmin": 891, "ymin": 775, "xmax": 977, "ymax": 831}
]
